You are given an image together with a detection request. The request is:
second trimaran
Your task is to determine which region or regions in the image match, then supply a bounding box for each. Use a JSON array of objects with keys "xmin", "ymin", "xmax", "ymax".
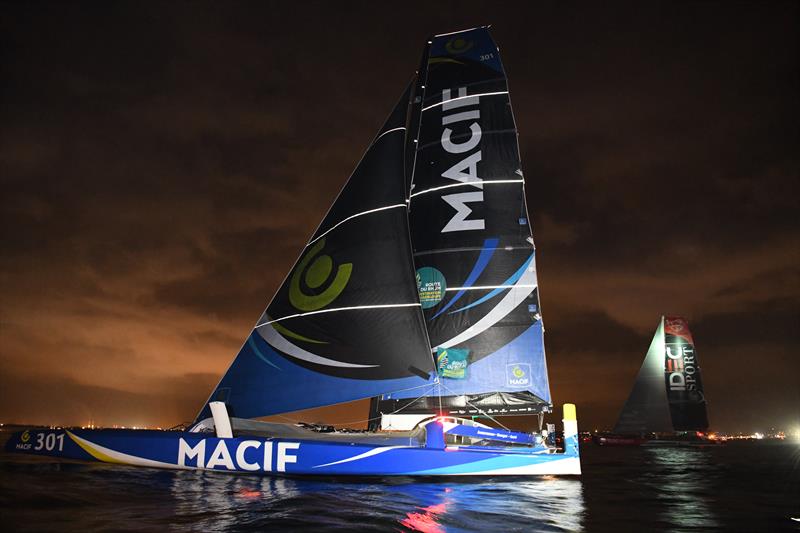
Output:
[{"xmin": 7, "ymin": 27, "xmax": 581, "ymax": 476}]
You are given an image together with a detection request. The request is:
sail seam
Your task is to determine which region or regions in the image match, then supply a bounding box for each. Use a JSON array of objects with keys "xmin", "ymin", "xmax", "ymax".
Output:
[
  {"xmin": 258, "ymin": 303, "xmax": 422, "ymax": 326},
  {"xmin": 414, "ymin": 245, "xmax": 532, "ymax": 257},
  {"xmin": 308, "ymin": 203, "xmax": 407, "ymax": 246},
  {"xmin": 421, "ymin": 90, "xmax": 509, "ymax": 112},
  {"xmin": 417, "ymin": 128, "xmax": 517, "ymax": 151},
  {"xmin": 445, "ymin": 284, "xmax": 536, "ymax": 291},
  {"xmin": 409, "ymin": 179, "xmax": 523, "ymax": 199}
]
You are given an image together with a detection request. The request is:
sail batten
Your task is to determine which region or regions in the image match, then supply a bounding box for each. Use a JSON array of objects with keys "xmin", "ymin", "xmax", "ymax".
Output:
[
  {"xmin": 257, "ymin": 303, "xmax": 423, "ymax": 326},
  {"xmin": 305, "ymin": 203, "xmax": 407, "ymax": 248},
  {"xmin": 410, "ymin": 179, "xmax": 524, "ymax": 198}
]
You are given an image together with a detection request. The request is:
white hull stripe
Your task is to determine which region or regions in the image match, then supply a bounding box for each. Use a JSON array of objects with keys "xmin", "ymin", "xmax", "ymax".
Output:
[
  {"xmin": 437, "ymin": 262, "xmax": 538, "ymax": 349},
  {"xmin": 416, "ymin": 456, "xmax": 582, "ymax": 476},
  {"xmin": 312, "ymin": 446, "xmax": 409, "ymax": 468}
]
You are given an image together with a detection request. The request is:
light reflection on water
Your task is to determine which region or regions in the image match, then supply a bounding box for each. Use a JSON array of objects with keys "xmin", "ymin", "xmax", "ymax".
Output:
[
  {"xmin": 643, "ymin": 446, "xmax": 720, "ymax": 530},
  {"xmin": 165, "ymin": 472, "xmax": 585, "ymax": 532},
  {"xmin": 394, "ymin": 477, "xmax": 585, "ymax": 532},
  {"xmin": 4, "ymin": 442, "xmax": 798, "ymax": 531}
]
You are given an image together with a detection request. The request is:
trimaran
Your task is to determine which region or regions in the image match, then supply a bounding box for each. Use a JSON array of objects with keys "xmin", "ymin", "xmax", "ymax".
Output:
[{"xmin": 7, "ymin": 27, "xmax": 581, "ymax": 476}]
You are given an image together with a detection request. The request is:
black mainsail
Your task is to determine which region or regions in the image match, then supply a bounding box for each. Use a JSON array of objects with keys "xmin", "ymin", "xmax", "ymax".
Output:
[{"xmin": 379, "ymin": 27, "xmax": 552, "ymax": 418}]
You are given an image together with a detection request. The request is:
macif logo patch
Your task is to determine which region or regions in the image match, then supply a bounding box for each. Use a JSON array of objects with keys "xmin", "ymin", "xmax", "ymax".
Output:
[{"xmin": 506, "ymin": 363, "xmax": 531, "ymax": 387}]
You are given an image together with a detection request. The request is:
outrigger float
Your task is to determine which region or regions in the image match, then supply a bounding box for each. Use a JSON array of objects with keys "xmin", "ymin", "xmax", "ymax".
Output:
[{"xmin": 7, "ymin": 27, "xmax": 581, "ymax": 476}]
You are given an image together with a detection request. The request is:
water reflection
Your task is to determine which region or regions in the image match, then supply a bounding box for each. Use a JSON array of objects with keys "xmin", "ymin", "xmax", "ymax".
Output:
[
  {"xmin": 395, "ymin": 476, "xmax": 585, "ymax": 532},
  {"xmin": 644, "ymin": 446, "xmax": 720, "ymax": 530},
  {"xmin": 399, "ymin": 488, "xmax": 451, "ymax": 533},
  {"xmin": 164, "ymin": 469, "xmax": 586, "ymax": 532},
  {"xmin": 169, "ymin": 471, "xmax": 302, "ymax": 532}
]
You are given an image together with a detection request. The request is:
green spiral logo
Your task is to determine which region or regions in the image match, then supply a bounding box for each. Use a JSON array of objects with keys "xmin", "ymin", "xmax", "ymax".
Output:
[
  {"xmin": 445, "ymin": 37, "xmax": 474, "ymax": 55},
  {"xmin": 289, "ymin": 238, "xmax": 352, "ymax": 311}
]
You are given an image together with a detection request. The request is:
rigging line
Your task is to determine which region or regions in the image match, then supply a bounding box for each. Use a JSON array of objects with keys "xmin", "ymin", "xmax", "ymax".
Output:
[
  {"xmin": 438, "ymin": 382, "xmax": 511, "ymax": 431},
  {"xmin": 307, "ymin": 203, "xmax": 406, "ymax": 246},
  {"xmin": 257, "ymin": 303, "xmax": 421, "ymax": 326},
  {"xmin": 437, "ymin": 379, "xmax": 443, "ymax": 417},
  {"xmin": 409, "ymin": 179, "xmax": 523, "ymax": 199},
  {"xmin": 421, "ymin": 90, "xmax": 509, "ymax": 112}
]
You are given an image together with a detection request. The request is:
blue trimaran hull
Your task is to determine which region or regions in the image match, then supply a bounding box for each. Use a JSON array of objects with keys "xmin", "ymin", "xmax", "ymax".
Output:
[{"xmin": 6, "ymin": 409, "xmax": 580, "ymax": 476}]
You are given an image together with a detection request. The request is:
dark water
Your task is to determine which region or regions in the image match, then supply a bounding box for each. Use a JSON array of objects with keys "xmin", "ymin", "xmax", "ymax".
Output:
[{"xmin": 1, "ymin": 441, "xmax": 798, "ymax": 532}]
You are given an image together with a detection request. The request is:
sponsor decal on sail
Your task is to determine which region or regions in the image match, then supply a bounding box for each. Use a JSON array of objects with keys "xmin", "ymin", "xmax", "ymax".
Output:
[
  {"xmin": 507, "ymin": 363, "xmax": 531, "ymax": 387},
  {"xmin": 417, "ymin": 267, "xmax": 447, "ymax": 309},
  {"xmin": 665, "ymin": 344, "xmax": 698, "ymax": 391},
  {"xmin": 436, "ymin": 347, "xmax": 469, "ymax": 379},
  {"xmin": 439, "ymin": 87, "xmax": 484, "ymax": 233},
  {"xmin": 444, "ymin": 37, "xmax": 474, "ymax": 55},
  {"xmin": 289, "ymin": 238, "xmax": 352, "ymax": 312}
]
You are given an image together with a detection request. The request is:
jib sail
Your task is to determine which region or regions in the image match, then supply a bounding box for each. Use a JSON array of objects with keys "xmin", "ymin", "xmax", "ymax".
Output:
[
  {"xmin": 196, "ymin": 85, "xmax": 435, "ymax": 421},
  {"xmin": 613, "ymin": 317, "xmax": 674, "ymax": 434}
]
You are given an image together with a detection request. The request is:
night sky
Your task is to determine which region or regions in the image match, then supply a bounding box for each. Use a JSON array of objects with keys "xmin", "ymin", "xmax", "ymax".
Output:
[{"xmin": 1, "ymin": 2, "xmax": 797, "ymax": 433}]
